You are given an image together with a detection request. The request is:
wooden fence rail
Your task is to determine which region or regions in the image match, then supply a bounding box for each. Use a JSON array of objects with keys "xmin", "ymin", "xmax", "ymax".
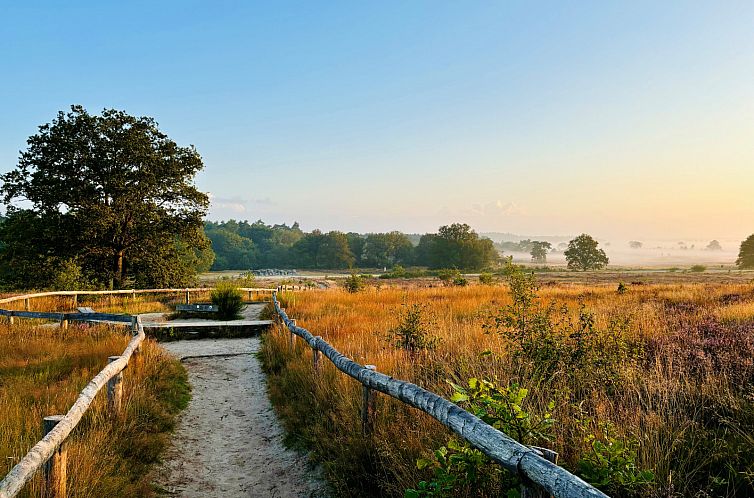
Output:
[
  {"xmin": 0, "ymin": 287, "xmax": 276, "ymax": 307},
  {"xmin": 0, "ymin": 316, "xmax": 144, "ymax": 498},
  {"xmin": 0, "ymin": 286, "xmax": 280, "ymax": 498},
  {"xmin": 272, "ymin": 288, "xmax": 608, "ymax": 498}
]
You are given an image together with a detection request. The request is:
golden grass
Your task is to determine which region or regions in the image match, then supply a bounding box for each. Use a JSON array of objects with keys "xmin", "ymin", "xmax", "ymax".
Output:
[
  {"xmin": 0, "ymin": 311, "xmax": 189, "ymax": 497},
  {"xmin": 262, "ymin": 282, "xmax": 754, "ymax": 497}
]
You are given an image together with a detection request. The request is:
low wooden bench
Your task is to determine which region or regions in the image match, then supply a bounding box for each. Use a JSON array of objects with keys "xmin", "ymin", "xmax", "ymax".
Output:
[{"xmin": 176, "ymin": 304, "xmax": 218, "ymax": 313}]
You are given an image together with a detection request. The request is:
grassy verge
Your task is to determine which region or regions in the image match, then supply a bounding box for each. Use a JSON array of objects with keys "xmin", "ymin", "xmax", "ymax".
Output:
[
  {"xmin": 260, "ymin": 280, "xmax": 754, "ymax": 497},
  {"xmin": 0, "ymin": 321, "xmax": 189, "ymax": 497}
]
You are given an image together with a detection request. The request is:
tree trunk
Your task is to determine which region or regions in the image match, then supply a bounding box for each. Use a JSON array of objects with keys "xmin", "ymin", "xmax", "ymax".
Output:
[{"xmin": 114, "ymin": 250, "xmax": 124, "ymax": 289}]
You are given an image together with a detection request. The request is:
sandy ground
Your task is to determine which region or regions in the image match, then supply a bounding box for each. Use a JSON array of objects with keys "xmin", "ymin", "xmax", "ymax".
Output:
[{"xmin": 153, "ymin": 337, "xmax": 327, "ymax": 497}]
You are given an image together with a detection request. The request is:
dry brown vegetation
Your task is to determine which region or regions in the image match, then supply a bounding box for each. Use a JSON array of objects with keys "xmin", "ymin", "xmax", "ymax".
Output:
[
  {"xmin": 261, "ymin": 276, "xmax": 754, "ymax": 497},
  {"xmin": 0, "ymin": 316, "xmax": 189, "ymax": 497}
]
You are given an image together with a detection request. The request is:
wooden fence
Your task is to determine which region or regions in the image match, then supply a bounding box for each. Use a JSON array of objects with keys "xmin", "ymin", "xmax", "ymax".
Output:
[
  {"xmin": 272, "ymin": 288, "xmax": 609, "ymax": 498},
  {"xmin": 0, "ymin": 286, "xmax": 280, "ymax": 498}
]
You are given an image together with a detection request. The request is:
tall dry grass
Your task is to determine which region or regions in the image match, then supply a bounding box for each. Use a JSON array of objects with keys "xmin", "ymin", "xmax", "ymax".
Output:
[
  {"xmin": 261, "ymin": 280, "xmax": 754, "ymax": 497},
  {"xmin": 0, "ymin": 318, "xmax": 189, "ymax": 496}
]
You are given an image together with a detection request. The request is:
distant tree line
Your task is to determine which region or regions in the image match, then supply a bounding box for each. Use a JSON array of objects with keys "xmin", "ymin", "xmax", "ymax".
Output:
[{"xmin": 205, "ymin": 221, "xmax": 498, "ymax": 271}]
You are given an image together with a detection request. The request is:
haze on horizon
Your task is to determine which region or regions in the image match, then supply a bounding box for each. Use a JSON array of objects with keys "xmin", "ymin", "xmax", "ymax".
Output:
[{"xmin": 1, "ymin": 2, "xmax": 752, "ymax": 243}]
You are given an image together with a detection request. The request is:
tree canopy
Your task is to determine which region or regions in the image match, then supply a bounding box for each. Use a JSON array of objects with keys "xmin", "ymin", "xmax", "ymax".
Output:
[
  {"xmin": 530, "ymin": 241, "xmax": 552, "ymax": 263},
  {"xmin": 736, "ymin": 235, "xmax": 754, "ymax": 269},
  {"xmin": 564, "ymin": 233, "xmax": 609, "ymax": 271},
  {"xmin": 0, "ymin": 106, "xmax": 209, "ymax": 289},
  {"xmin": 416, "ymin": 223, "xmax": 497, "ymax": 270}
]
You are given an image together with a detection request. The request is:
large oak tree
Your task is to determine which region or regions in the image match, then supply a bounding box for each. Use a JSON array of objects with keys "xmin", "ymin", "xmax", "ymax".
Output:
[{"xmin": 0, "ymin": 106, "xmax": 210, "ymax": 289}]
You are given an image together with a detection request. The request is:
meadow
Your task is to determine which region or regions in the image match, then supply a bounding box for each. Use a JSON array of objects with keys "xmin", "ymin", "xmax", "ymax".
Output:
[
  {"xmin": 261, "ymin": 272, "xmax": 754, "ymax": 497},
  {"xmin": 0, "ymin": 298, "xmax": 189, "ymax": 497}
]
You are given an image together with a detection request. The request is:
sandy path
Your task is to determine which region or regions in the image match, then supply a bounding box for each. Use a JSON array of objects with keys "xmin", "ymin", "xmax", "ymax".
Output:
[{"xmin": 153, "ymin": 337, "xmax": 326, "ymax": 497}]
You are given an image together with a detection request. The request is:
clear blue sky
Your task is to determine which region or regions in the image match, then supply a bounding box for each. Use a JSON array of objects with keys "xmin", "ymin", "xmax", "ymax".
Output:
[{"xmin": 1, "ymin": 1, "xmax": 752, "ymax": 240}]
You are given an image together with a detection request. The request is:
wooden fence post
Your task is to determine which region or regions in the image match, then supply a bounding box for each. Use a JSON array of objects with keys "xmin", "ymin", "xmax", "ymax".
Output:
[
  {"xmin": 8, "ymin": 312, "xmax": 14, "ymax": 325},
  {"xmin": 362, "ymin": 365, "xmax": 377, "ymax": 434},
  {"xmin": 24, "ymin": 298, "xmax": 30, "ymax": 311},
  {"xmin": 521, "ymin": 447, "xmax": 559, "ymax": 498},
  {"xmin": 107, "ymin": 356, "xmax": 123, "ymax": 414},
  {"xmin": 185, "ymin": 290, "xmax": 190, "ymax": 304},
  {"xmin": 43, "ymin": 415, "xmax": 67, "ymax": 498},
  {"xmin": 72, "ymin": 294, "xmax": 77, "ymax": 309},
  {"xmin": 312, "ymin": 341, "xmax": 321, "ymax": 374},
  {"xmin": 288, "ymin": 319, "xmax": 296, "ymax": 352},
  {"xmin": 60, "ymin": 315, "xmax": 68, "ymax": 330}
]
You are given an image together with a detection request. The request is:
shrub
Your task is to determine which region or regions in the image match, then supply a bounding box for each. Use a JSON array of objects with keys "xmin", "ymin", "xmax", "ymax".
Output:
[
  {"xmin": 406, "ymin": 379, "xmax": 554, "ymax": 497},
  {"xmin": 478, "ymin": 272, "xmax": 494, "ymax": 285},
  {"xmin": 577, "ymin": 422, "xmax": 655, "ymax": 496},
  {"xmin": 387, "ymin": 303, "xmax": 440, "ymax": 354},
  {"xmin": 437, "ymin": 269, "xmax": 461, "ymax": 285},
  {"xmin": 617, "ymin": 282, "xmax": 627, "ymax": 294},
  {"xmin": 344, "ymin": 273, "xmax": 363, "ymax": 293},
  {"xmin": 453, "ymin": 275, "xmax": 468, "ymax": 286},
  {"xmin": 211, "ymin": 283, "xmax": 245, "ymax": 320},
  {"xmin": 690, "ymin": 264, "xmax": 707, "ymax": 273}
]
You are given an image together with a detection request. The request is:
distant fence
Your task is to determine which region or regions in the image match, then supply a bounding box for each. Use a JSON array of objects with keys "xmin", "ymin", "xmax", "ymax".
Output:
[
  {"xmin": 272, "ymin": 287, "xmax": 608, "ymax": 498},
  {"xmin": 0, "ymin": 285, "xmax": 283, "ymax": 498},
  {"xmin": 0, "ymin": 286, "xmax": 280, "ymax": 310}
]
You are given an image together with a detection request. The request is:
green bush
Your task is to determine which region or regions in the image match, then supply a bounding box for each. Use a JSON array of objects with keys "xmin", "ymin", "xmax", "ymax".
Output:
[
  {"xmin": 387, "ymin": 303, "xmax": 439, "ymax": 354},
  {"xmin": 437, "ymin": 269, "xmax": 461, "ymax": 285},
  {"xmin": 344, "ymin": 273, "xmax": 363, "ymax": 293},
  {"xmin": 690, "ymin": 264, "xmax": 707, "ymax": 273},
  {"xmin": 478, "ymin": 272, "xmax": 494, "ymax": 285},
  {"xmin": 211, "ymin": 283, "xmax": 245, "ymax": 320}
]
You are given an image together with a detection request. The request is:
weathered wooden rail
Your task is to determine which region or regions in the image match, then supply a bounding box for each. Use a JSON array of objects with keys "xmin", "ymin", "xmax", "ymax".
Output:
[
  {"xmin": 272, "ymin": 288, "xmax": 609, "ymax": 498},
  {"xmin": 0, "ymin": 286, "xmax": 273, "ymax": 498},
  {"xmin": 0, "ymin": 312, "xmax": 141, "ymax": 498},
  {"xmin": 0, "ymin": 286, "xmax": 277, "ymax": 309}
]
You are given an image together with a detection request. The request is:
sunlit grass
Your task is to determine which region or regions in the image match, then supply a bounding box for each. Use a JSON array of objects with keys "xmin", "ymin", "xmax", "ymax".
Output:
[
  {"xmin": 262, "ymin": 282, "xmax": 754, "ymax": 497},
  {"xmin": 0, "ymin": 312, "xmax": 189, "ymax": 497}
]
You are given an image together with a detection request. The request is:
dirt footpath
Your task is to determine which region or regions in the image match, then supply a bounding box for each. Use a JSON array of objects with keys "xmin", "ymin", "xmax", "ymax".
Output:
[{"xmin": 153, "ymin": 337, "xmax": 326, "ymax": 497}]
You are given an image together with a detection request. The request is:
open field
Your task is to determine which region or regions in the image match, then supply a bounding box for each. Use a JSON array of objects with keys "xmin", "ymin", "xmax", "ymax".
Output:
[
  {"xmin": 261, "ymin": 277, "xmax": 754, "ymax": 497},
  {"xmin": 0, "ymin": 320, "xmax": 189, "ymax": 497}
]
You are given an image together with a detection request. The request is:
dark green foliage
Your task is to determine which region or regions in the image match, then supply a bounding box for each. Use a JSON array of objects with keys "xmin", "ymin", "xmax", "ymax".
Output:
[
  {"xmin": 211, "ymin": 283, "xmax": 245, "ymax": 320},
  {"xmin": 478, "ymin": 272, "xmax": 494, "ymax": 285},
  {"xmin": 617, "ymin": 282, "xmax": 627, "ymax": 294},
  {"xmin": 0, "ymin": 106, "xmax": 209, "ymax": 289},
  {"xmin": 407, "ymin": 380, "xmax": 553, "ymax": 497},
  {"xmin": 416, "ymin": 224, "xmax": 498, "ymax": 270},
  {"xmin": 690, "ymin": 264, "xmax": 707, "ymax": 273},
  {"xmin": 344, "ymin": 273, "xmax": 363, "ymax": 293},
  {"xmin": 736, "ymin": 234, "xmax": 754, "ymax": 268},
  {"xmin": 564, "ymin": 234, "xmax": 609, "ymax": 271},
  {"xmin": 576, "ymin": 424, "xmax": 655, "ymax": 496},
  {"xmin": 362, "ymin": 231, "xmax": 414, "ymax": 267},
  {"xmin": 486, "ymin": 264, "xmax": 640, "ymax": 396},
  {"xmin": 437, "ymin": 268, "xmax": 461, "ymax": 285},
  {"xmin": 387, "ymin": 303, "xmax": 440, "ymax": 354},
  {"xmin": 291, "ymin": 230, "xmax": 355, "ymax": 269}
]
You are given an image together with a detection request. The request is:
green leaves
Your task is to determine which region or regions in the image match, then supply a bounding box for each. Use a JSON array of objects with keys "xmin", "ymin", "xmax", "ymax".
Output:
[
  {"xmin": 0, "ymin": 105, "xmax": 209, "ymax": 289},
  {"xmin": 577, "ymin": 422, "xmax": 655, "ymax": 495}
]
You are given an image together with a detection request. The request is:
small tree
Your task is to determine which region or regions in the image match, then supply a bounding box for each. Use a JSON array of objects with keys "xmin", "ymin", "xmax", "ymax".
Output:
[
  {"xmin": 387, "ymin": 303, "xmax": 439, "ymax": 354},
  {"xmin": 628, "ymin": 241, "xmax": 643, "ymax": 249},
  {"xmin": 530, "ymin": 241, "xmax": 552, "ymax": 263},
  {"xmin": 564, "ymin": 234, "xmax": 609, "ymax": 271},
  {"xmin": 344, "ymin": 273, "xmax": 363, "ymax": 293},
  {"xmin": 736, "ymin": 235, "xmax": 754, "ymax": 269}
]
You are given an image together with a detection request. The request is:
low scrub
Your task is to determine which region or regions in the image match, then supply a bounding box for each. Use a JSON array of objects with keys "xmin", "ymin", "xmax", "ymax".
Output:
[
  {"xmin": 260, "ymin": 276, "xmax": 754, "ymax": 497},
  {"xmin": 211, "ymin": 283, "xmax": 245, "ymax": 320}
]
